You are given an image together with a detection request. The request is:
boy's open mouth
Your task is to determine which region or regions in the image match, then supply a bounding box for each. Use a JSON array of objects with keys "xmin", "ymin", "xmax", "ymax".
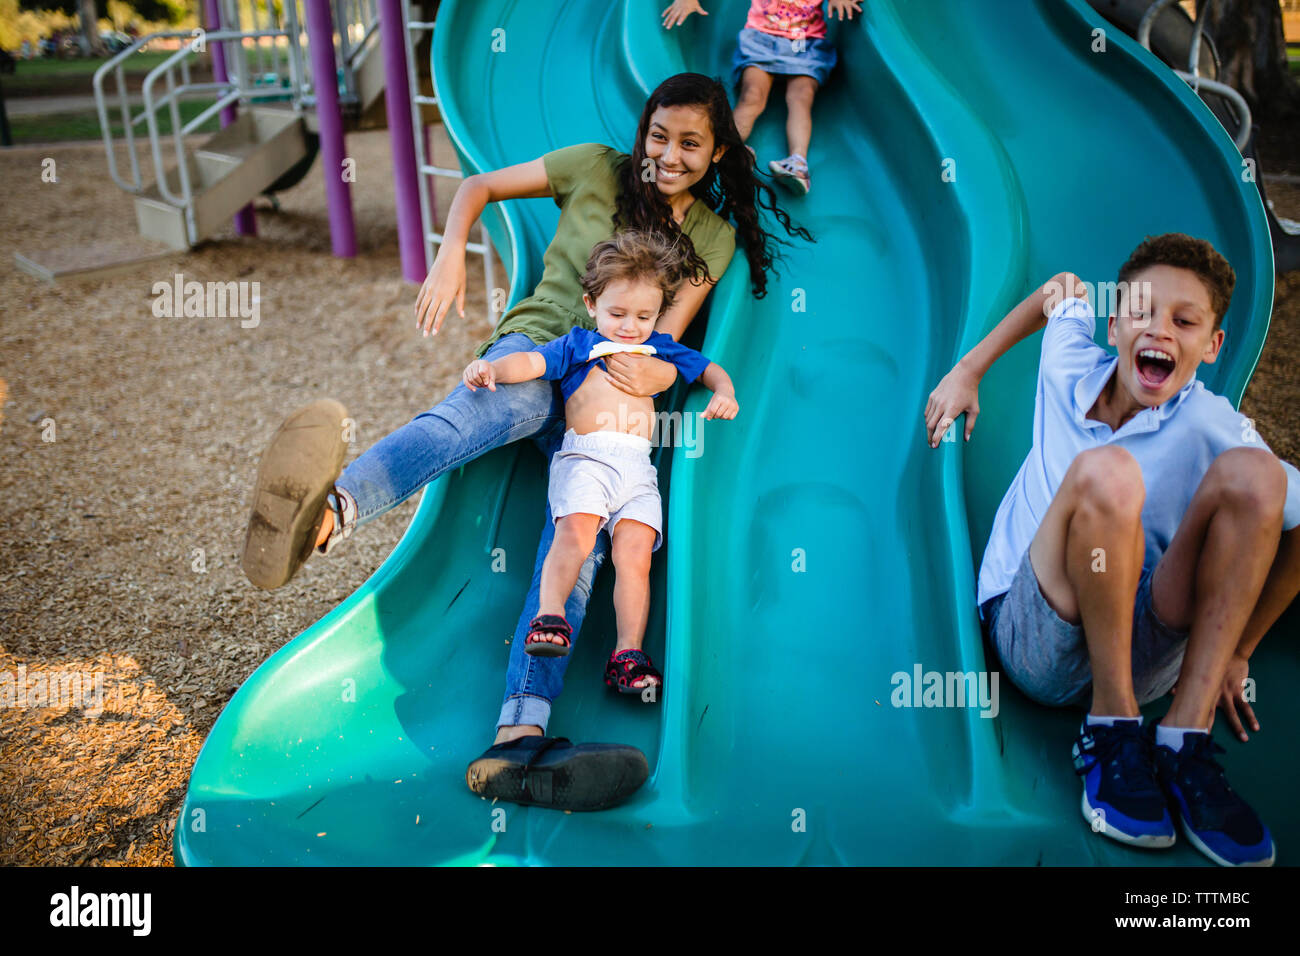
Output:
[{"xmin": 1135, "ymin": 347, "xmax": 1176, "ymax": 389}]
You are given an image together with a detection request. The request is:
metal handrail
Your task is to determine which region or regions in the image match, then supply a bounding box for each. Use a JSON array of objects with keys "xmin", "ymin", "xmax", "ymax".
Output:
[
  {"xmin": 93, "ymin": 1, "xmax": 323, "ymax": 249},
  {"xmin": 1136, "ymin": 0, "xmax": 1179, "ymax": 50},
  {"xmin": 1172, "ymin": 71, "xmax": 1252, "ymax": 150},
  {"xmin": 139, "ymin": 29, "xmax": 294, "ymax": 215},
  {"xmin": 93, "ymin": 30, "xmax": 210, "ymax": 194},
  {"xmin": 335, "ymin": 0, "xmax": 383, "ymax": 104},
  {"xmin": 1136, "ymin": 0, "xmax": 1251, "ymax": 151}
]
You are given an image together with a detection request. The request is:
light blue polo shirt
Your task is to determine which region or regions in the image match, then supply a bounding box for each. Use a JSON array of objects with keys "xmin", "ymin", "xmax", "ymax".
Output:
[{"xmin": 977, "ymin": 296, "xmax": 1300, "ymax": 611}]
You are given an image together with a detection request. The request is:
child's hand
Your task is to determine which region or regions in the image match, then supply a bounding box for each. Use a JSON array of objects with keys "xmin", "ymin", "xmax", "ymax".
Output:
[
  {"xmin": 702, "ymin": 392, "xmax": 738, "ymax": 420},
  {"xmin": 828, "ymin": 0, "xmax": 863, "ymax": 20},
  {"xmin": 463, "ymin": 359, "xmax": 496, "ymax": 392},
  {"xmin": 1215, "ymin": 654, "xmax": 1259, "ymax": 742},
  {"xmin": 662, "ymin": 0, "xmax": 706, "ymax": 29},
  {"xmin": 924, "ymin": 362, "xmax": 980, "ymax": 448}
]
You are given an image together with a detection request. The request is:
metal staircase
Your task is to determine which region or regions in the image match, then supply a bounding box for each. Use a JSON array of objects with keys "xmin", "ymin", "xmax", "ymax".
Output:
[
  {"xmin": 91, "ymin": 0, "xmax": 500, "ymax": 300},
  {"xmin": 93, "ymin": 0, "xmax": 382, "ymax": 249}
]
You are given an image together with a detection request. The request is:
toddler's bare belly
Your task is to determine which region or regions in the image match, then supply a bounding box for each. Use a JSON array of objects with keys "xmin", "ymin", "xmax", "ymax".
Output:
[{"xmin": 562, "ymin": 368, "xmax": 657, "ymax": 439}]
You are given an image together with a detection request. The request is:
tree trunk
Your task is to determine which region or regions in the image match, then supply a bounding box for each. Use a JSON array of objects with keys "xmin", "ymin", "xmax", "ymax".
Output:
[
  {"xmin": 79, "ymin": 0, "xmax": 109, "ymax": 56},
  {"xmin": 1196, "ymin": 0, "xmax": 1300, "ymax": 121}
]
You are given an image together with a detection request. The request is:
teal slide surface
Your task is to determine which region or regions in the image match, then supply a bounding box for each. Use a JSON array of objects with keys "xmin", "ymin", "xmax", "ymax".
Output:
[{"xmin": 176, "ymin": 0, "xmax": 1291, "ymax": 865}]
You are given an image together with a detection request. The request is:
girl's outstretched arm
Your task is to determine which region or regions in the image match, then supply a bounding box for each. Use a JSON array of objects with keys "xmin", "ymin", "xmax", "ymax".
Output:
[{"xmin": 416, "ymin": 159, "xmax": 553, "ymax": 337}]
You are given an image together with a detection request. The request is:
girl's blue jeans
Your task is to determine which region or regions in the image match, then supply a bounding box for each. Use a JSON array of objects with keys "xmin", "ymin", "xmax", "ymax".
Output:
[{"xmin": 335, "ymin": 332, "xmax": 609, "ymax": 733}]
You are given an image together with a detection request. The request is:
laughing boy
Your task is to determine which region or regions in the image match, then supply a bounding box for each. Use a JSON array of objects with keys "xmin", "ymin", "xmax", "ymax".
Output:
[{"xmin": 926, "ymin": 234, "xmax": 1300, "ymax": 866}]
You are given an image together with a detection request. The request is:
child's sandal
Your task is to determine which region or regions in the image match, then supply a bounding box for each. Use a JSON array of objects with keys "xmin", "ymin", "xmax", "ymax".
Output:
[
  {"xmin": 605, "ymin": 649, "xmax": 663, "ymax": 696},
  {"xmin": 524, "ymin": 614, "xmax": 573, "ymax": 657}
]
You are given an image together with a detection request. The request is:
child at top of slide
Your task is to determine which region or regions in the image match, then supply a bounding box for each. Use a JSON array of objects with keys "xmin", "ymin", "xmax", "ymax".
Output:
[
  {"xmin": 926, "ymin": 234, "xmax": 1300, "ymax": 866},
  {"xmin": 462, "ymin": 231, "xmax": 738, "ymax": 696},
  {"xmin": 663, "ymin": 0, "xmax": 862, "ymax": 194}
]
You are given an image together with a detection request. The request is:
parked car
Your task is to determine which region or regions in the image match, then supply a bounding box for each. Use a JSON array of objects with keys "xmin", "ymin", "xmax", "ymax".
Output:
[{"xmin": 100, "ymin": 31, "xmax": 132, "ymax": 54}]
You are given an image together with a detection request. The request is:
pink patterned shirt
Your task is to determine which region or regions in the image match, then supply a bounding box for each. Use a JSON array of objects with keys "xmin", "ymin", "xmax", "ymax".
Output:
[{"xmin": 745, "ymin": 0, "xmax": 827, "ymax": 39}]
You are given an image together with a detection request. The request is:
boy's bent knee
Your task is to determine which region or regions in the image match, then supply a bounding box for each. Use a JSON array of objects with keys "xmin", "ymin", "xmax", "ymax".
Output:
[
  {"xmin": 1067, "ymin": 447, "xmax": 1144, "ymax": 514},
  {"xmin": 1205, "ymin": 447, "xmax": 1287, "ymax": 516}
]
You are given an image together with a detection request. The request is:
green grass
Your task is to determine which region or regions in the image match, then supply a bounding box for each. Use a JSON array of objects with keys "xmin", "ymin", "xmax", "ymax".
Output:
[
  {"xmin": 3, "ymin": 47, "xmax": 285, "ymax": 96},
  {"xmin": 11, "ymin": 51, "xmax": 178, "ymax": 79},
  {"xmin": 9, "ymin": 97, "xmax": 220, "ymax": 145}
]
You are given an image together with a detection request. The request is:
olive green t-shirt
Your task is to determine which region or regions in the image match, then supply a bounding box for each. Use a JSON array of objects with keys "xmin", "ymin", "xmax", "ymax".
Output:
[{"xmin": 475, "ymin": 143, "xmax": 737, "ymax": 357}]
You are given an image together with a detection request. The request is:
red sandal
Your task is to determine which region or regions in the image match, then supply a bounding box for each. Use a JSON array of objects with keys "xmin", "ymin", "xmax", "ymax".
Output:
[
  {"xmin": 605, "ymin": 649, "xmax": 662, "ymax": 696},
  {"xmin": 524, "ymin": 614, "xmax": 573, "ymax": 657}
]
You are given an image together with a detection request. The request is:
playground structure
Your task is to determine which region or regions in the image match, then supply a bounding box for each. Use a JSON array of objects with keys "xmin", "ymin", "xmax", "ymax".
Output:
[
  {"xmin": 88, "ymin": 0, "xmax": 496, "ymax": 299},
  {"xmin": 158, "ymin": 0, "xmax": 1297, "ymax": 865}
]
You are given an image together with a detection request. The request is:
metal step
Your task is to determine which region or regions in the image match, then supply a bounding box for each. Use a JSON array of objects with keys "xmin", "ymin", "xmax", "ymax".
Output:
[
  {"xmin": 133, "ymin": 107, "xmax": 310, "ymax": 248},
  {"xmin": 352, "ymin": 34, "xmax": 387, "ymax": 114}
]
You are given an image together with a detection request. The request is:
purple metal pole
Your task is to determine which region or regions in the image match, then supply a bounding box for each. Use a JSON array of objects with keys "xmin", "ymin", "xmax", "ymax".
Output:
[
  {"xmin": 379, "ymin": 0, "xmax": 425, "ymax": 282},
  {"xmin": 204, "ymin": 0, "xmax": 255, "ymax": 236},
  {"xmin": 304, "ymin": 0, "xmax": 357, "ymax": 258}
]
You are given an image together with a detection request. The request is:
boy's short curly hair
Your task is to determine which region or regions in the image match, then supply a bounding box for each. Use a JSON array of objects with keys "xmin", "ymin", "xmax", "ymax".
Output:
[
  {"xmin": 580, "ymin": 230, "xmax": 691, "ymax": 316},
  {"xmin": 1118, "ymin": 233, "xmax": 1236, "ymax": 329}
]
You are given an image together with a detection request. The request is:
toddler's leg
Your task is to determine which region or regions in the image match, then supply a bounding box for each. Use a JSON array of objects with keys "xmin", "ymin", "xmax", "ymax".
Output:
[
  {"xmin": 1028, "ymin": 446, "xmax": 1147, "ymax": 717},
  {"xmin": 496, "ymin": 497, "xmax": 611, "ymax": 742},
  {"xmin": 1149, "ymin": 447, "xmax": 1289, "ymax": 729},
  {"xmin": 610, "ymin": 519, "xmax": 657, "ymax": 653},
  {"xmin": 733, "ymin": 67, "xmax": 773, "ymax": 141},
  {"xmin": 784, "ymin": 75, "xmax": 818, "ymax": 161},
  {"xmin": 536, "ymin": 513, "xmax": 604, "ymax": 625}
]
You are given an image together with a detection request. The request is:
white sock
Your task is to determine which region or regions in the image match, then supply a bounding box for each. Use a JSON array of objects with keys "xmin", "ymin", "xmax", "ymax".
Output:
[
  {"xmin": 1086, "ymin": 714, "xmax": 1142, "ymax": 727},
  {"xmin": 1156, "ymin": 724, "xmax": 1206, "ymax": 752}
]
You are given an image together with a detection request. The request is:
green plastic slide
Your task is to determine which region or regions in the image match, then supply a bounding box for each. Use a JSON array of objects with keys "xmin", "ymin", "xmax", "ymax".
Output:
[{"xmin": 175, "ymin": 0, "xmax": 1293, "ymax": 865}]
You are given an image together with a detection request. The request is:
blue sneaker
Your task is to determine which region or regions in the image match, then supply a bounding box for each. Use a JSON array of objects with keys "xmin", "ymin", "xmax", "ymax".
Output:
[
  {"xmin": 1072, "ymin": 720, "xmax": 1176, "ymax": 847},
  {"xmin": 1153, "ymin": 730, "xmax": 1275, "ymax": 867}
]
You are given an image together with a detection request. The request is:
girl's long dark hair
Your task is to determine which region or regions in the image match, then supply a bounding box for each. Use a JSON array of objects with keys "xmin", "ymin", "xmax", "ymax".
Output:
[{"xmin": 613, "ymin": 72, "xmax": 813, "ymax": 299}]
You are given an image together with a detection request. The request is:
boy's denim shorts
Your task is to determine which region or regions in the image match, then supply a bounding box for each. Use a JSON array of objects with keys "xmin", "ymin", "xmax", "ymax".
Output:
[{"xmin": 980, "ymin": 549, "xmax": 1190, "ymax": 708}]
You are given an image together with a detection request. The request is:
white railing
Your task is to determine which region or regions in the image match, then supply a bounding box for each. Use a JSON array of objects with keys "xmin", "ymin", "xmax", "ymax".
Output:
[
  {"xmin": 92, "ymin": 1, "xmax": 379, "ymax": 231},
  {"xmin": 1136, "ymin": 0, "xmax": 1252, "ymax": 150},
  {"xmin": 337, "ymin": 0, "xmax": 383, "ymax": 103}
]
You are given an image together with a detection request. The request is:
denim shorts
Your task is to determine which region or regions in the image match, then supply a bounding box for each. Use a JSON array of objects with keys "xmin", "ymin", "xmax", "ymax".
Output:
[
  {"xmin": 980, "ymin": 549, "xmax": 1190, "ymax": 708},
  {"xmin": 731, "ymin": 26, "xmax": 837, "ymax": 87}
]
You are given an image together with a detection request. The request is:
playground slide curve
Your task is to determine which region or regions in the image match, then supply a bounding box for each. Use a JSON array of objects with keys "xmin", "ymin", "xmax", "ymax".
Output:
[{"xmin": 175, "ymin": 0, "xmax": 1291, "ymax": 866}]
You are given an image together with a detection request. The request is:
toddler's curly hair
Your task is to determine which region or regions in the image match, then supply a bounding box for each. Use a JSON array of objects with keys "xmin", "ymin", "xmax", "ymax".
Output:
[{"xmin": 580, "ymin": 230, "xmax": 692, "ymax": 316}]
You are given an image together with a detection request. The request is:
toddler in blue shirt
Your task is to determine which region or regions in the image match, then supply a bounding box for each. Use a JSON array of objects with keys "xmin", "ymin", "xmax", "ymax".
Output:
[{"xmin": 463, "ymin": 231, "xmax": 737, "ymax": 695}]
